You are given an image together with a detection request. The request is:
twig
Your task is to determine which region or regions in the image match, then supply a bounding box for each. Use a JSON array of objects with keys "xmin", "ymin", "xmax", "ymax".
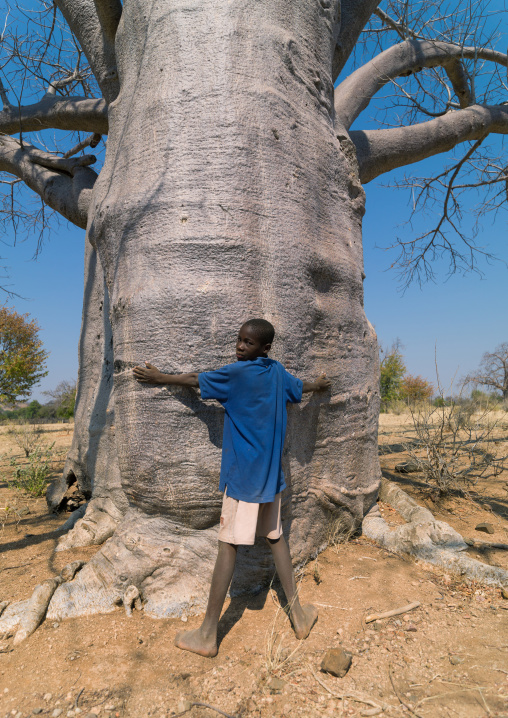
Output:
[
  {"xmin": 389, "ymin": 665, "xmax": 424, "ymax": 718},
  {"xmin": 174, "ymin": 703, "xmax": 238, "ymax": 718},
  {"xmin": 477, "ymin": 687, "xmax": 491, "ymax": 715},
  {"xmin": 366, "ymin": 602, "xmax": 420, "ymax": 623},
  {"xmin": 310, "ymin": 666, "xmax": 388, "ymax": 711},
  {"xmin": 75, "ymin": 688, "xmax": 85, "ymax": 708},
  {"xmin": 314, "ymin": 603, "xmax": 351, "ymax": 609},
  {"xmin": 348, "ymin": 576, "xmax": 370, "ymax": 581}
]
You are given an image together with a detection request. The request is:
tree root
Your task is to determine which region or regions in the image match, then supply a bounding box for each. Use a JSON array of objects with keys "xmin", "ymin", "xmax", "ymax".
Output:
[
  {"xmin": 122, "ymin": 585, "xmax": 142, "ymax": 616},
  {"xmin": 0, "ymin": 601, "xmax": 9, "ymax": 618},
  {"xmin": 13, "ymin": 577, "xmax": 63, "ymax": 645},
  {"xmin": 56, "ymin": 498, "xmax": 121, "ymax": 551},
  {"xmin": 58, "ymin": 504, "xmax": 88, "ymax": 532},
  {"xmin": 362, "ymin": 479, "xmax": 508, "ymax": 587},
  {"xmin": 0, "ymin": 560, "xmax": 86, "ymax": 642},
  {"xmin": 47, "ymin": 510, "xmax": 219, "ymax": 621}
]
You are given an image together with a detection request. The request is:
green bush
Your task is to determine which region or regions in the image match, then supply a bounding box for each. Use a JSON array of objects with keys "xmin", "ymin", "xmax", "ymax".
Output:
[{"xmin": 9, "ymin": 442, "xmax": 55, "ymax": 497}]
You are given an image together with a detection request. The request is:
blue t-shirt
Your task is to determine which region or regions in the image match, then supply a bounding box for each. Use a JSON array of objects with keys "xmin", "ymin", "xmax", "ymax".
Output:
[{"xmin": 198, "ymin": 358, "xmax": 303, "ymax": 503}]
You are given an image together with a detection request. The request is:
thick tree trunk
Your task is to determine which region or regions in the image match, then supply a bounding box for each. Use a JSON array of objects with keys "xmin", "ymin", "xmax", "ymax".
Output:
[
  {"xmin": 47, "ymin": 238, "xmax": 127, "ymax": 548},
  {"xmin": 48, "ymin": 0, "xmax": 381, "ymax": 620}
]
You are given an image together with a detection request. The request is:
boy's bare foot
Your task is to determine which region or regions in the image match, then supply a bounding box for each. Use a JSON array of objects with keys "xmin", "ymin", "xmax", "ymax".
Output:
[
  {"xmin": 174, "ymin": 627, "xmax": 218, "ymax": 657},
  {"xmin": 291, "ymin": 604, "xmax": 318, "ymax": 640}
]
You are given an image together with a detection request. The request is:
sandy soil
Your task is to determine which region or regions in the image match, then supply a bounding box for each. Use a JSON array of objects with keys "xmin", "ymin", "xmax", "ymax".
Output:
[{"xmin": 0, "ymin": 417, "xmax": 507, "ymax": 718}]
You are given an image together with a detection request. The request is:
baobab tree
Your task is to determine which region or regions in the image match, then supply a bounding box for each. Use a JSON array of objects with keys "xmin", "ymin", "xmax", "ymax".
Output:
[
  {"xmin": 0, "ymin": 0, "xmax": 506, "ymax": 621},
  {"xmin": 466, "ymin": 343, "xmax": 508, "ymax": 401}
]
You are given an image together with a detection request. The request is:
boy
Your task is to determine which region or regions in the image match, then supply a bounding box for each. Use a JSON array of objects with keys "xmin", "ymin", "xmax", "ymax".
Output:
[{"xmin": 133, "ymin": 318, "xmax": 330, "ymax": 657}]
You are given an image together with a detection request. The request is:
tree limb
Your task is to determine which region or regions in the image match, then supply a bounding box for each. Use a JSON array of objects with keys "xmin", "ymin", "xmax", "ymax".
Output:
[
  {"xmin": 54, "ymin": 0, "xmax": 119, "ymax": 103},
  {"xmin": 0, "ymin": 135, "xmax": 97, "ymax": 229},
  {"xmin": 332, "ymin": 0, "xmax": 381, "ymax": 81},
  {"xmin": 92, "ymin": 0, "xmax": 122, "ymax": 43},
  {"xmin": 0, "ymin": 95, "xmax": 108, "ymax": 136},
  {"xmin": 335, "ymin": 38, "xmax": 507, "ymax": 129},
  {"xmin": 351, "ymin": 104, "xmax": 508, "ymax": 183}
]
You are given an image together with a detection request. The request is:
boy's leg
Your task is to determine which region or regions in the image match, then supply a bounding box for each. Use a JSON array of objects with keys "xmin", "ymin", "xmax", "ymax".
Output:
[
  {"xmin": 267, "ymin": 535, "xmax": 318, "ymax": 640},
  {"xmin": 174, "ymin": 540, "xmax": 237, "ymax": 657}
]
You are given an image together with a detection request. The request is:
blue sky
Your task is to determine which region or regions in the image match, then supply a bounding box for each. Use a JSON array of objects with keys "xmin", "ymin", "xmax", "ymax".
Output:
[{"xmin": 1, "ymin": 3, "xmax": 506, "ymax": 402}]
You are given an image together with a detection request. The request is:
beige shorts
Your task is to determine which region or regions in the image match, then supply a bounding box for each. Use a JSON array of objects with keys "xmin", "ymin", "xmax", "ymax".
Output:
[{"xmin": 218, "ymin": 490, "xmax": 282, "ymax": 545}]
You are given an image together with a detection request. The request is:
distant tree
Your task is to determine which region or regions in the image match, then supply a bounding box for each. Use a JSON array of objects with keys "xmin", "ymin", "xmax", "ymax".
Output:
[
  {"xmin": 25, "ymin": 399, "xmax": 43, "ymax": 420},
  {"xmin": 401, "ymin": 374, "xmax": 434, "ymax": 403},
  {"xmin": 466, "ymin": 344, "xmax": 508, "ymax": 400},
  {"xmin": 0, "ymin": 307, "xmax": 48, "ymax": 403},
  {"xmin": 380, "ymin": 341, "xmax": 406, "ymax": 407},
  {"xmin": 43, "ymin": 380, "xmax": 76, "ymax": 419}
]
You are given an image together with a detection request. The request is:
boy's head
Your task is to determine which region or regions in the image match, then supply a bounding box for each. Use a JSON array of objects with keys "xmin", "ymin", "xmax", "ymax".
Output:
[{"xmin": 236, "ymin": 319, "xmax": 275, "ymax": 361}]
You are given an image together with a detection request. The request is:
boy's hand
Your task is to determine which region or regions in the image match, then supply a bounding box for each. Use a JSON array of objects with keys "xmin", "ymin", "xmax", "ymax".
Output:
[
  {"xmin": 301, "ymin": 373, "xmax": 332, "ymax": 393},
  {"xmin": 314, "ymin": 373, "xmax": 331, "ymax": 391},
  {"xmin": 133, "ymin": 361, "xmax": 164, "ymax": 384}
]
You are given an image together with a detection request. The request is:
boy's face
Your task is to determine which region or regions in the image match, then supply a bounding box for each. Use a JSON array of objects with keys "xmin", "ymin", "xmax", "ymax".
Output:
[{"xmin": 236, "ymin": 324, "xmax": 271, "ymax": 361}]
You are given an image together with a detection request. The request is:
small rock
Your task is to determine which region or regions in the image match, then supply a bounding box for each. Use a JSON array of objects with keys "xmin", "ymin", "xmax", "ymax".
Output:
[
  {"xmin": 320, "ymin": 647, "xmax": 352, "ymax": 678},
  {"xmin": 84, "ymin": 714, "xmax": 98, "ymax": 718},
  {"xmin": 44, "ymin": 693, "xmax": 53, "ymax": 702},
  {"xmin": 176, "ymin": 701, "xmax": 192, "ymax": 713},
  {"xmin": 53, "ymin": 622, "xmax": 60, "ymax": 629},
  {"xmin": 67, "ymin": 711, "xmax": 75, "ymax": 718},
  {"xmin": 0, "ymin": 642, "xmax": 12, "ymax": 653},
  {"xmin": 449, "ymin": 655, "xmax": 464, "ymax": 665},
  {"xmin": 3, "ymin": 687, "xmax": 8, "ymax": 693},
  {"xmin": 52, "ymin": 710, "xmax": 63, "ymax": 718},
  {"xmin": 104, "ymin": 705, "xmax": 116, "ymax": 712},
  {"xmin": 268, "ymin": 677, "xmax": 286, "ymax": 693},
  {"xmin": 475, "ymin": 523, "xmax": 495, "ymax": 535},
  {"xmin": 501, "ymin": 588, "xmax": 508, "ymax": 600},
  {"xmin": 33, "ymin": 710, "xmax": 44, "ymax": 715},
  {"xmin": 395, "ymin": 462, "xmax": 419, "ymax": 473},
  {"xmin": 180, "ymin": 615, "xmax": 188, "ymax": 622},
  {"xmin": 406, "ymin": 625, "xmax": 417, "ymax": 632},
  {"xmin": 89, "ymin": 707, "xmax": 101, "ymax": 715}
]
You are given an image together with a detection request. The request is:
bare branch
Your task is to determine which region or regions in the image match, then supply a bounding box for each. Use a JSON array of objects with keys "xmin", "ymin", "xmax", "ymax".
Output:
[
  {"xmin": 63, "ymin": 132, "xmax": 102, "ymax": 159},
  {"xmin": 332, "ymin": 0, "xmax": 381, "ymax": 81},
  {"xmin": 443, "ymin": 59, "xmax": 474, "ymax": 108},
  {"xmin": 373, "ymin": 7, "xmax": 412, "ymax": 40},
  {"xmin": 351, "ymin": 104, "xmax": 508, "ymax": 183},
  {"xmin": 335, "ymin": 38, "xmax": 507, "ymax": 129},
  {"xmin": 0, "ymin": 79, "xmax": 12, "ymax": 109},
  {"xmin": 92, "ymin": 0, "xmax": 122, "ymax": 43},
  {"xmin": 54, "ymin": 0, "xmax": 119, "ymax": 102},
  {"xmin": 0, "ymin": 95, "xmax": 108, "ymax": 136},
  {"xmin": 0, "ymin": 135, "xmax": 97, "ymax": 228}
]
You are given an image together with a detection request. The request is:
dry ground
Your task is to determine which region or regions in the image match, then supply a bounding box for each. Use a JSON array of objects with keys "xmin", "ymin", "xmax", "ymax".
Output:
[{"xmin": 0, "ymin": 417, "xmax": 507, "ymax": 718}]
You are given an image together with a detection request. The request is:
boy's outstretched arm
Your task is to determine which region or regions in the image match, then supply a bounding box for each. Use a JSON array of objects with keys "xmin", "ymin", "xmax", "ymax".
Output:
[
  {"xmin": 133, "ymin": 361, "xmax": 199, "ymax": 387},
  {"xmin": 301, "ymin": 373, "xmax": 331, "ymax": 393}
]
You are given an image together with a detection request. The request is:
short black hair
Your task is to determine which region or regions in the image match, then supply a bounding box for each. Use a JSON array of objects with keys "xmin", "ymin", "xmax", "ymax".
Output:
[{"xmin": 242, "ymin": 318, "xmax": 275, "ymax": 345}]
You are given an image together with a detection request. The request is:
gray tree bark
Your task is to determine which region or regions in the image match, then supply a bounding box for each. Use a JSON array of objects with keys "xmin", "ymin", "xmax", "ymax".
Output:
[{"xmin": 47, "ymin": 0, "xmax": 381, "ymax": 621}]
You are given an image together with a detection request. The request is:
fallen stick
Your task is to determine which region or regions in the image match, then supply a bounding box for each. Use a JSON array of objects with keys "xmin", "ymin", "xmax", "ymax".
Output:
[
  {"xmin": 389, "ymin": 665, "xmax": 424, "ymax": 718},
  {"xmin": 310, "ymin": 667, "xmax": 388, "ymax": 712},
  {"xmin": 365, "ymin": 601, "xmax": 420, "ymax": 623}
]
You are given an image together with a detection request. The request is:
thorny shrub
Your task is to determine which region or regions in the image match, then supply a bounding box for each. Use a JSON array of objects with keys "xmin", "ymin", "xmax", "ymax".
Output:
[
  {"xmin": 7, "ymin": 420, "xmax": 43, "ymax": 457},
  {"xmin": 9, "ymin": 442, "xmax": 56, "ymax": 497},
  {"xmin": 404, "ymin": 396, "xmax": 507, "ymax": 496}
]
